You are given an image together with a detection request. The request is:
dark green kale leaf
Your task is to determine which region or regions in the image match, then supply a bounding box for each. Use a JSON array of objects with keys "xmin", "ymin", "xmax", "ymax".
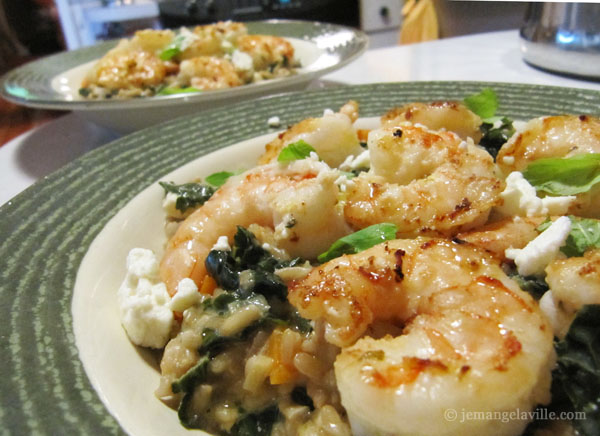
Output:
[
  {"xmin": 231, "ymin": 404, "xmax": 280, "ymax": 436},
  {"xmin": 509, "ymin": 273, "xmax": 549, "ymax": 300},
  {"xmin": 479, "ymin": 117, "xmax": 515, "ymax": 159},
  {"xmin": 159, "ymin": 181, "xmax": 215, "ymax": 212},
  {"xmin": 291, "ymin": 386, "xmax": 314, "ymax": 411},
  {"xmin": 555, "ymin": 304, "xmax": 600, "ymax": 436}
]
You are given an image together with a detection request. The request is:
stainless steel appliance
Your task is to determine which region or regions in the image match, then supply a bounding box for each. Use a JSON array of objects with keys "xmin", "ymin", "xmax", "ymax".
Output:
[{"xmin": 520, "ymin": 2, "xmax": 600, "ymax": 79}]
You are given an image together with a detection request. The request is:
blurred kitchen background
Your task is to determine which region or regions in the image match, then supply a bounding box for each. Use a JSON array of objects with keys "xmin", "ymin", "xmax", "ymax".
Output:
[{"xmin": 0, "ymin": 0, "xmax": 529, "ymax": 74}]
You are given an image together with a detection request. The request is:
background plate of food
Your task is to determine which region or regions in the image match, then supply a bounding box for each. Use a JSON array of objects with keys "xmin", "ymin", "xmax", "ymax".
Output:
[
  {"xmin": 0, "ymin": 20, "xmax": 368, "ymax": 133},
  {"xmin": 1, "ymin": 82, "xmax": 599, "ymax": 436}
]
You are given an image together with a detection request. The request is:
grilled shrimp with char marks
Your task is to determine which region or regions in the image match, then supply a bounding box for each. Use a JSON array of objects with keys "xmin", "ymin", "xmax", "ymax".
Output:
[
  {"xmin": 344, "ymin": 123, "xmax": 503, "ymax": 237},
  {"xmin": 159, "ymin": 160, "xmax": 351, "ymax": 295},
  {"xmin": 259, "ymin": 101, "xmax": 363, "ymax": 168},
  {"xmin": 381, "ymin": 101, "xmax": 483, "ymax": 142},
  {"xmin": 288, "ymin": 238, "xmax": 554, "ymax": 436}
]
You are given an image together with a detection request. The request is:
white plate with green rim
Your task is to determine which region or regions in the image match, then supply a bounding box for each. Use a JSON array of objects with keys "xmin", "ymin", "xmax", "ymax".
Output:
[
  {"xmin": 1, "ymin": 82, "xmax": 599, "ymax": 435},
  {"xmin": 0, "ymin": 20, "xmax": 368, "ymax": 134}
]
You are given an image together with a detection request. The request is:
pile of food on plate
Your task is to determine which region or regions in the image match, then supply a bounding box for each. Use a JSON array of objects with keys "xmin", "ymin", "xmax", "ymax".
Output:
[
  {"xmin": 117, "ymin": 88, "xmax": 600, "ymax": 436},
  {"xmin": 80, "ymin": 21, "xmax": 300, "ymax": 99}
]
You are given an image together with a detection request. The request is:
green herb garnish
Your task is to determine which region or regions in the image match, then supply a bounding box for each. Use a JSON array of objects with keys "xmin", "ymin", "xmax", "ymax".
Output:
[
  {"xmin": 317, "ymin": 223, "xmax": 398, "ymax": 263},
  {"xmin": 464, "ymin": 88, "xmax": 498, "ymax": 120},
  {"xmin": 205, "ymin": 171, "xmax": 235, "ymax": 187},
  {"xmin": 538, "ymin": 216, "xmax": 600, "ymax": 257},
  {"xmin": 523, "ymin": 153, "xmax": 600, "ymax": 196},
  {"xmin": 277, "ymin": 140, "xmax": 317, "ymax": 163},
  {"xmin": 157, "ymin": 86, "xmax": 201, "ymax": 96}
]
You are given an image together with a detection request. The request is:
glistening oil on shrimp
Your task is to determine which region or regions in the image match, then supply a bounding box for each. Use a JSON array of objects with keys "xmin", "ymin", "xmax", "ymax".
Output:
[{"xmin": 116, "ymin": 90, "xmax": 600, "ymax": 435}]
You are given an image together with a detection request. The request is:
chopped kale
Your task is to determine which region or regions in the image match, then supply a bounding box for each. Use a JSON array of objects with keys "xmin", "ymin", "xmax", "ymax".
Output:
[
  {"xmin": 205, "ymin": 250, "xmax": 240, "ymax": 291},
  {"xmin": 172, "ymin": 355, "xmax": 209, "ymax": 394},
  {"xmin": 509, "ymin": 273, "xmax": 549, "ymax": 300},
  {"xmin": 554, "ymin": 305, "xmax": 600, "ymax": 435},
  {"xmin": 479, "ymin": 117, "xmax": 515, "ymax": 159},
  {"xmin": 159, "ymin": 181, "xmax": 215, "ymax": 212},
  {"xmin": 231, "ymin": 405, "xmax": 280, "ymax": 436},
  {"xmin": 291, "ymin": 386, "xmax": 315, "ymax": 411},
  {"xmin": 78, "ymin": 87, "xmax": 91, "ymax": 97}
]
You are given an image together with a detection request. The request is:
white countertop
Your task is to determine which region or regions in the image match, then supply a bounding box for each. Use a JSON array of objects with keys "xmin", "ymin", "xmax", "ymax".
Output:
[{"xmin": 2, "ymin": 29, "xmax": 599, "ymax": 206}]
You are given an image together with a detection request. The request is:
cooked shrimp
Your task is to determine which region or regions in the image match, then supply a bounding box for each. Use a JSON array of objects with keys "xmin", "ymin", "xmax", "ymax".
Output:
[
  {"xmin": 177, "ymin": 56, "xmax": 242, "ymax": 90},
  {"xmin": 381, "ymin": 101, "xmax": 482, "ymax": 142},
  {"xmin": 259, "ymin": 101, "xmax": 363, "ymax": 168},
  {"xmin": 288, "ymin": 238, "xmax": 554, "ymax": 436},
  {"xmin": 497, "ymin": 115, "xmax": 600, "ymax": 174},
  {"xmin": 344, "ymin": 123, "xmax": 503, "ymax": 236},
  {"xmin": 159, "ymin": 160, "xmax": 350, "ymax": 295},
  {"xmin": 238, "ymin": 34, "xmax": 295, "ymax": 72},
  {"xmin": 496, "ymin": 115, "xmax": 600, "ymax": 218},
  {"xmin": 540, "ymin": 248, "xmax": 600, "ymax": 338},
  {"xmin": 82, "ymin": 41, "xmax": 166, "ymax": 90},
  {"xmin": 181, "ymin": 21, "xmax": 247, "ymax": 59},
  {"xmin": 456, "ymin": 215, "xmax": 544, "ymax": 260},
  {"xmin": 130, "ymin": 29, "xmax": 175, "ymax": 53}
]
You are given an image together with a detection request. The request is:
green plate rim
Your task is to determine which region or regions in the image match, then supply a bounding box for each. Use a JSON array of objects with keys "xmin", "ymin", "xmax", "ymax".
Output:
[
  {"xmin": 1, "ymin": 81, "xmax": 599, "ymax": 435},
  {"xmin": 0, "ymin": 19, "xmax": 368, "ymax": 111}
]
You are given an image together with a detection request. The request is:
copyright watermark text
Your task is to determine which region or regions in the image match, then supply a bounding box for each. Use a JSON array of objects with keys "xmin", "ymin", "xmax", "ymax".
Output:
[{"xmin": 444, "ymin": 407, "xmax": 585, "ymax": 424}]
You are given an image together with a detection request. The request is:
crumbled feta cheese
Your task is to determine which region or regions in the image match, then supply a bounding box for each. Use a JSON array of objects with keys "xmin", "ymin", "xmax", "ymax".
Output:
[
  {"xmin": 117, "ymin": 248, "xmax": 173, "ymax": 348},
  {"xmin": 539, "ymin": 291, "xmax": 573, "ymax": 339},
  {"xmin": 496, "ymin": 172, "xmax": 575, "ymax": 217},
  {"xmin": 170, "ymin": 278, "xmax": 201, "ymax": 312},
  {"xmin": 323, "ymin": 108, "xmax": 334, "ymax": 116},
  {"xmin": 178, "ymin": 27, "xmax": 199, "ymax": 51},
  {"xmin": 267, "ymin": 116, "xmax": 281, "ymax": 127},
  {"xmin": 162, "ymin": 192, "xmax": 181, "ymax": 219},
  {"xmin": 458, "ymin": 140, "xmax": 468, "ymax": 151},
  {"xmin": 505, "ymin": 216, "xmax": 571, "ymax": 277},
  {"xmin": 339, "ymin": 150, "xmax": 371, "ymax": 172},
  {"xmin": 231, "ymin": 50, "xmax": 253, "ymax": 71},
  {"xmin": 212, "ymin": 235, "xmax": 231, "ymax": 251}
]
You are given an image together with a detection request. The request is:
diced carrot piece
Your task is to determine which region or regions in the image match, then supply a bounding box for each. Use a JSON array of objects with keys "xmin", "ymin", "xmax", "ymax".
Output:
[{"xmin": 200, "ymin": 275, "xmax": 217, "ymax": 295}]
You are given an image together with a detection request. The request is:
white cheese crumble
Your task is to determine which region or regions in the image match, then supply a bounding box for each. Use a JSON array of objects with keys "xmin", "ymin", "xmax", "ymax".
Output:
[
  {"xmin": 231, "ymin": 49, "xmax": 253, "ymax": 71},
  {"xmin": 505, "ymin": 216, "xmax": 571, "ymax": 277},
  {"xmin": 539, "ymin": 291, "xmax": 573, "ymax": 339},
  {"xmin": 496, "ymin": 171, "xmax": 575, "ymax": 217},
  {"xmin": 339, "ymin": 150, "xmax": 370, "ymax": 172},
  {"xmin": 162, "ymin": 192, "xmax": 181, "ymax": 219},
  {"xmin": 323, "ymin": 108, "xmax": 334, "ymax": 116},
  {"xmin": 170, "ymin": 278, "xmax": 201, "ymax": 312},
  {"xmin": 212, "ymin": 235, "xmax": 231, "ymax": 251},
  {"xmin": 177, "ymin": 27, "xmax": 200, "ymax": 51},
  {"xmin": 267, "ymin": 116, "xmax": 281, "ymax": 127},
  {"xmin": 117, "ymin": 248, "xmax": 173, "ymax": 348}
]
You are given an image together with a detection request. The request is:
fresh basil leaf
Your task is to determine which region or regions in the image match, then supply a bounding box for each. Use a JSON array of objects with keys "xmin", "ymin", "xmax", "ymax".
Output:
[
  {"xmin": 317, "ymin": 223, "xmax": 398, "ymax": 263},
  {"xmin": 479, "ymin": 116, "xmax": 515, "ymax": 159},
  {"xmin": 555, "ymin": 304, "xmax": 600, "ymax": 436},
  {"xmin": 159, "ymin": 181, "xmax": 215, "ymax": 212},
  {"xmin": 538, "ymin": 216, "xmax": 600, "ymax": 257},
  {"xmin": 231, "ymin": 405, "xmax": 280, "ymax": 436},
  {"xmin": 205, "ymin": 171, "xmax": 234, "ymax": 187},
  {"xmin": 277, "ymin": 140, "xmax": 317, "ymax": 163},
  {"xmin": 523, "ymin": 153, "xmax": 600, "ymax": 196},
  {"xmin": 157, "ymin": 86, "xmax": 201, "ymax": 96},
  {"xmin": 464, "ymin": 88, "xmax": 498, "ymax": 120},
  {"xmin": 160, "ymin": 34, "xmax": 187, "ymax": 60}
]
